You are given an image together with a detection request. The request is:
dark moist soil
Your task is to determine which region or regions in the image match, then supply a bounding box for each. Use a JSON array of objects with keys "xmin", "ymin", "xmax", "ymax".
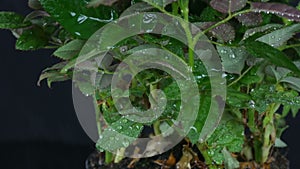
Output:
[{"xmin": 86, "ymin": 143, "xmax": 289, "ymax": 169}]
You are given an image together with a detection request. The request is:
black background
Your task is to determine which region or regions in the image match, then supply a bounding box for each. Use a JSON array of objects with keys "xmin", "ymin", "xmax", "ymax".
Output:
[{"xmin": 0, "ymin": 1, "xmax": 300, "ymax": 169}]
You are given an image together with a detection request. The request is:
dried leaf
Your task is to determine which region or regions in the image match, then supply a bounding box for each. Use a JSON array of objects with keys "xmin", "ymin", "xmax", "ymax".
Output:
[
  {"xmin": 251, "ymin": 2, "xmax": 300, "ymax": 22},
  {"xmin": 210, "ymin": 0, "xmax": 247, "ymax": 13},
  {"xmin": 165, "ymin": 153, "xmax": 176, "ymax": 166},
  {"xmin": 176, "ymin": 147, "xmax": 193, "ymax": 169}
]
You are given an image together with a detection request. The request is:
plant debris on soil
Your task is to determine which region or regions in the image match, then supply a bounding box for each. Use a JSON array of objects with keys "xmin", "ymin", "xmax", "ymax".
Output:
[{"xmin": 86, "ymin": 142, "xmax": 289, "ymax": 169}]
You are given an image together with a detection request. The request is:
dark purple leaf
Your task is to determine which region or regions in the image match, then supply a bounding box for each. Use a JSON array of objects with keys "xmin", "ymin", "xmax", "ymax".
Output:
[
  {"xmin": 210, "ymin": 0, "xmax": 247, "ymax": 13},
  {"xmin": 235, "ymin": 12, "xmax": 263, "ymax": 26},
  {"xmin": 87, "ymin": 0, "xmax": 119, "ymax": 7},
  {"xmin": 196, "ymin": 22, "xmax": 235, "ymax": 42},
  {"xmin": 251, "ymin": 2, "xmax": 300, "ymax": 22}
]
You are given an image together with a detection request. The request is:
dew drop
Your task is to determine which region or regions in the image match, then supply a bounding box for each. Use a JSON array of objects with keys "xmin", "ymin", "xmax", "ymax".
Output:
[
  {"xmin": 229, "ymin": 54, "xmax": 235, "ymax": 59},
  {"xmin": 143, "ymin": 13, "xmax": 157, "ymax": 24}
]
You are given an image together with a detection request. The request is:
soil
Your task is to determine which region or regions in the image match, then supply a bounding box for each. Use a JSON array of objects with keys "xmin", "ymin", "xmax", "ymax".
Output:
[{"xmin": 86, "ymin": 144, "xmax": 289, "ymax": 169}]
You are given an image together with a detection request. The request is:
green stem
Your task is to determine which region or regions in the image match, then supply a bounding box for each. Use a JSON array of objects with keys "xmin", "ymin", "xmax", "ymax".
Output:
[
  {"xmin": 178, "ymin": 0, "xmax": 194, "ymax": 68},
  {"xmin": 172, "ymin": 2, "xmax": 179, "ymax": 15},
  {"xmin": 93, "ymin": 91, "xmax": 102, "ymax": 137},
  {"xmin": 193, "ymin": 9, "xmax": 251, "ymax": 44},
  {"xmin": 150, "ymin": 84, "xmax": 161, "ymax": 135},
  {"xmin": 261, "ymin": 103, "xmax": 280, "ymax": 164},
  {"xmin": 228, "ymin": 66, "xmax": 252, "ymax": 87},
  {"xmin": 153, "ymin": 120, "xmax": 161, "ymax": 135},
  {"xmin": 279, "ymin": 43, "xmax": 300, "ymax": 51},
  {"xmin": 105, "ymin": 151, "xmax": 114, "ymax": 164},
  {"xmin": 196, "ymin": 143, "xmax": 217, "ymax": 169}
]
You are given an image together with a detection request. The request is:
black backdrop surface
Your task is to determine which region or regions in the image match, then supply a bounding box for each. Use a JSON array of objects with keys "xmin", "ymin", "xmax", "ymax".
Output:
[{"xmin": 0, "ymin": 0, "xmax": 300, "ymax": 169}]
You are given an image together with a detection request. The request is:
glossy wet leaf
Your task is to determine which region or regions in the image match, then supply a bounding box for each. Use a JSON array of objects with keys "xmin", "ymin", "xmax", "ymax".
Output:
[
  {"xmin": 226, "ymin": 89, "xmax": 251, "ymax": 108},
  {"xmin": 217, "ymin": 46, "xmax": 248, "ymax": 74},
  {"xmin": 28, "ymin": 0, "xmax": 42, "ymax": 9},
  {"xmin": 250, "ymin": 85, "xmax": 300, "ymax": 113},
  {"xmin": 96, "ymin": 117, "xmax": 143, "ymax": 152},
  {"xmin": 54, "ymin": 39, "xmax": 86, "ymax": 60},
  {"xmin": 257, "ymin": 24, "xmax": 300, "ymax": 48},
  {"xmin": 16, "ymin": 27, "xmax": 49, "ymax": 50},
  {"xmin": 39, "ymin": 0, "xmax": 118, "ymax": 39},
  {"xmin": 244, "ymin": 41, "xmax": 300, "ymax": 76},
  {"xmin": 142, "ymin": 0, "xmax": 176, "ymax": 9},
  {"xmin": 251, "ymin": 2, "xmax": 300, "ymax": 22},
  {"xmin": 120, "ymin": 2, "xmax": 154, "ymax": 17},
  {"xmin": 87, "ymin": 0, "xmax": 119, "ymax": 7},
  {"xmin": 280, "ymin": 76, "xmax": 300, "ymax": 92},
  {"xmin": 0, "ymin": 12, "xmax": 30, "ymax": 29},
  {"xmin": 206, "ymin": 114, "xmax": 244, "ymax": 165},
  {"xmin": 187, "ymin": 94, "xmax": 215, "ymax": 144},
  {"xmin": 210, "ymin": 0, "xmax": 247, "ymax": 13},
  {"xmin": 196, "ymin": 22, "xmax": 235, "ymax": 42},
  {"xmin": 222, "ymin": 148, "xmax": 240, "ymax": 169},
  {"xmin": 243, "ymin": 24, "xmax": 282, "ymax": 40},
  {"xmin": 199, "ymin": 6, "xmax": 222, "ymax": 22},
  {"xmin": 235, "ymin": 13, "xmax": 263, "ymax": 27}
]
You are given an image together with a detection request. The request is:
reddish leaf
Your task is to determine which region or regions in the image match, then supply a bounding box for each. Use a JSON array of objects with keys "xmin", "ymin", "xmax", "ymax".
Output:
[
  {"xmin": 197, "ymin": 22, "xmax": 235, "ymax": 42},
  {"xmin": 235, "ymin": 12, "xmax": 263, "ymax": 26},
  {"xmin": 210, "ymin": 0, "xmax": 247, "ymax": 13},
  {"xmin": 251, "ymin": 2, "xmax": 300, "ymax": 22}
]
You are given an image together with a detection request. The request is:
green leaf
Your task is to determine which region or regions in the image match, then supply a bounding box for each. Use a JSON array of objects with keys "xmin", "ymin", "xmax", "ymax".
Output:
[
  {"xmin": 38, "ymin": 72, "xmax": 69, "ymax": 87},
  {"xmin": 76, "ymin": 82, "xmax": 95, "ymax": 96},
  {"xmin": 142, "ymin": 0, "xmax": 175, "ymax": 9},
  {"xmin": 39, "ymin": 0, "xmax": 118, "ymax": 39},
  {"xmin": 120, "ymin": 2, "xmax": 154, "ymax": 18},
  {"xmin": 199, "ymin": 7, "xmax": 222, "ymax": 22},
  {"xmin": 96, "ymin": 117, "xmax": 143, "ymax": 152},
  {"xmin": 244, "ymin": 41, "xmax": 300, "ymax": 76},
  {"xmin": 226, "ymin": 89, "xmax": 251, "ymax": 108},
  {"xmin": 187, "ymin": 95, "xmax": 211, "ymax": 144},
  {"xmin": 222, "ymin": 148, "xmax": 240, "ymax": 169},
  {"xmin": 0, "ymin": 12, "xmax": 30, "ymax": 29},
  {"xmin": 274, "ymin": 138, "xmax": 287, "ymax": 148},
  {"xmin": 291, "ymin": 106, "xmax": 300, "ymax": 117},
  {"xmin": 217, "ymin": 46, "xmax": 248, "ymax": 74},
  {"xmin": 280, "ymin": 76, "xmax": 300, "ymax": 92},
  {"xmin": 243, "ymin": 24, "xmax": 282, "ymax": 40},
  {"xmin": 28, "ymin": 0, "xmax": 42, "ymax": 9},
  {"xmin": 16, "ymin": 27, "xmax": 49, "ymax": 50},
  {"xmin": 257, "ymin": 24, "xmax": 300, "ymax": 48},
  {"xmin": 54, "ymin": 39, "xmax": 86, "ymax": 60},
  {"xmin": 206, "ymin": 114, "xmax": 244, "ymax": 165}
]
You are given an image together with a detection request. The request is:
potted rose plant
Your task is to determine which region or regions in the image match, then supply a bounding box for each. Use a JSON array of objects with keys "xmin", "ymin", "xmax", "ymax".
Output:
[{"xmin": 1, "ymin": 0, "xmax": 300, "ymax": 168}]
